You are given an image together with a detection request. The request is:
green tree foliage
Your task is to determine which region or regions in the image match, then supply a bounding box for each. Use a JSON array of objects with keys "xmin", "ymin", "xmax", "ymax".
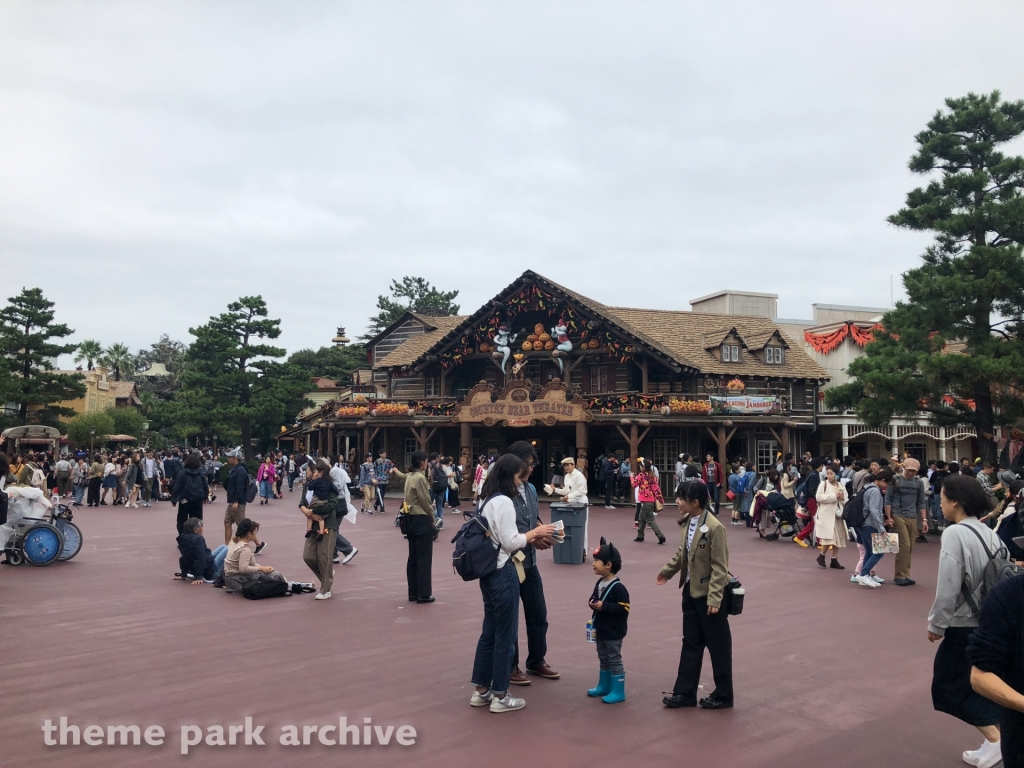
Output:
[
  {"xmin": 364, "ymin": 277, "xmax": 460, "ymax": 338},
  {"xmin": 100, "ymin": 342, "xmax": 134, "ymax": 381},
  {"xmin": 0, "ymin": 288, "xmax": 85, "ymax": 425},
  {"xmin": 288, "ymin": 344, "xmax": 368, "ymax": 386},
  {"xmin": 74, "ymin": 339, "xmax": 103, "ymax": 370},
  {"xmin": 828, "ymin": 92, "xmax": 1024, "ymax": 463},
  {"xmin": 104, "ymin": 406, "xmax": 145, "ymax": 437},
  {"xmin": 177, "ymin": 296, "xmax": 311, "ymax": 459},
  {"xmin": 65, "ymin": 410, "xmax": 116, "ymax": 447}
]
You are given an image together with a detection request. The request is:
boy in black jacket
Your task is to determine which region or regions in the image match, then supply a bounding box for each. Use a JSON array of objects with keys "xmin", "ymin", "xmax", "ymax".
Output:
[
  {"xmin": 173, "ymin": 518, "xmax": 224, "ymax": 585},
  {"xmin": 587, "ymin": 537, "xmax": 630, "ymax": 704}
]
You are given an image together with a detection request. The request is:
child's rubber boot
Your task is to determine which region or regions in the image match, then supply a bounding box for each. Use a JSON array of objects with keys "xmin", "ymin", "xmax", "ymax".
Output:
[
  {"xmin": 602, "ymin": 674, "xmax": 625, "ymax": 704},
  {"xmin": 587, "ymin": 670, "xmax": 612, "ymax": 697}
]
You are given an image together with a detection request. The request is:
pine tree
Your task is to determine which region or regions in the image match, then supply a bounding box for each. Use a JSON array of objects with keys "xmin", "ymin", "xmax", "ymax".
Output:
[
  {"xmin": 828, "ymin": 92, "xmax": 1024, "ymax": 463},
  {"xmin": 0, "ymin": 288, "xmax": 85, "ymax": 425},
  {"xmin": 364, "ymin": 277, "xmax": 460, "ymax": 338},
  {"xmin": 178, "ymin": 296, "xmax": 310, "ymax": 459}
]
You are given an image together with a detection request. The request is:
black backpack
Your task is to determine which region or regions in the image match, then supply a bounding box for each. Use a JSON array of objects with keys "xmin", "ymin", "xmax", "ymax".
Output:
[
  {"xmin": 957, "ymin": 524, "xmax": 1024, "ymax": 613},
  {"xmin": 451, "ymin": 495, "xmax": 501, "ymax": 582},
  {"xmin": 245, "ymin": 475, "xmax": 258, "ymax": 504},
  {"xmin": 841, "ymin": 488, "xmax": 867, "ymax": 528},
  {"xmin": 242, "ymin": 573, "xmax": 291, "ymax": 600},
  {"xmin": 431, "ymin": 465, "xmax": 448, "ymax": 495}
]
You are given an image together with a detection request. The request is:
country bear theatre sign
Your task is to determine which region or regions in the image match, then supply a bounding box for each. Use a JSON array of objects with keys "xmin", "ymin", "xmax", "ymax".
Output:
[{"xmin": 452, "ymin": 381, "xmax": 593, "ymax": 428}]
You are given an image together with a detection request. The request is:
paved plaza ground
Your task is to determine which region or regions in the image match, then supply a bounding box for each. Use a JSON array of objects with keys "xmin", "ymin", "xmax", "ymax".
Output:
[{"xmin": 3, "ymin": 494, "xmax": 980, "ymax": 767}]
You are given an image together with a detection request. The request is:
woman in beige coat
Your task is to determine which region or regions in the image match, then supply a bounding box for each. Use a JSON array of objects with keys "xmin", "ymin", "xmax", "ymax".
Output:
[{"xmin": 814, "ymin": 467, "xmax": 847, "ymax": 569}]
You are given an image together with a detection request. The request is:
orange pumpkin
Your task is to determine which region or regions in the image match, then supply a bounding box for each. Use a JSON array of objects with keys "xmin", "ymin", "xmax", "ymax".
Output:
[
  {"xmin": 539, "ymin": 332, "xmax": 552, "ymax": 342},
  {"xmin": 532, "ymin": 341, "xmax": 544, "ymax": 351},
  {"xmin": 466, "ymin": 346, "xmax": 475, "ymax": 354},
  {"xmin": 544, "ymin": 340, "xmax": 555, "ymax": 351},
  {"xmin": 527, "ymin": 334, "xmax": 538, "ymax": 343},
  {"xmin": 478, "ymin": 343, "xmax": 488, "ymax": 353},
  {"xmin": 589, "ymin": 338, "xmax": 600, "ymax": 349},
  {"xmin": 534, "ymin": 323, "xmax": 545, "ymax": 336},
  {"xmin": 521, "ymin": 341, "xmax": 533, "ymax": 351}
]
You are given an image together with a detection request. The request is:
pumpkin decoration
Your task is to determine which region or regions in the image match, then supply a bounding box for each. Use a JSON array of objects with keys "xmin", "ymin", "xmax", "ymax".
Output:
[
  {"xmin": 544, "ymin": 340, "xmax": 555, "ymax": 351},
  {"xmin": 478, "ymin": 343, "xmax": 489, "ymax": 353},
  {"xmin": 533, "ymin": 341, "xmax": 544, "ymax": 351},
  {"xmin": 527, "ymin": 334, "xmax": 538, "ymax": 343},
  {"xmin": 539, "ymin": 332, "xmax": 552, "ymax": 342},
  {"xmin": 534, "ymin": 323, "xmax": 545, "ymax": 336},
  {"xmin": 513, "ymin": 353, "xmax": 525, "ymax": 362},
  {"xmin": 522, "ymin": 341, "xmax": 533, "ymax": 351},
  {"xmin": 588, "ymin": 338, "xmax": 600, "ymax": 349}
]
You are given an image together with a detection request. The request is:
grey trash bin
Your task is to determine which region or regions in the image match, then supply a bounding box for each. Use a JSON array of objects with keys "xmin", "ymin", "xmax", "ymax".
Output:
[{"xmin": 549, "ymin": 502, "xmax": 588, "ymax": 564}]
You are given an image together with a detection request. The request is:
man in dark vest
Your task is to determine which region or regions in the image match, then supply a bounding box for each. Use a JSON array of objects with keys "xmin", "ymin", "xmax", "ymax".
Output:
[{"xmin": 505, "ymin": 441, "xmax": 559, "ymax": 685}]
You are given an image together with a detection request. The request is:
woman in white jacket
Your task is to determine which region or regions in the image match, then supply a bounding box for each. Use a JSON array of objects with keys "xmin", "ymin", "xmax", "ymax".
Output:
[
  {"xmin": 470, "ymin": 454, "xmax": 557, "ymax": 714},
  {"xmin": 814, "ymin": 466, "xmax": 848, "ymax": 570}
]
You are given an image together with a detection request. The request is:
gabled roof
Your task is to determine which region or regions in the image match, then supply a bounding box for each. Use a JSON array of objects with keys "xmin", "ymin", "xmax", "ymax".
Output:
[
  {"xmin": 702, "ymin": 326, "xmax": 746, "ymax": 349},
  {"xmin": 606, "ymin": 307, "xmax": 824, "ymax": 378},
  {"xmin": 743, "ymin": 329, "xmax": 789, "ymax": 350},
  {"xmin": 364, "ymin": 310, "xmax": 459, "ymax": 349},
  {"xmin": 111, "ymin": 380, "xmax": 142, "ymax": 406},
  {"xmin": 385, "ymin": 270, "xmax": 827, "ymax": 381},
  {"xmin": 373, "ymin": 315, "xmax": 470, "ymax": 369}
]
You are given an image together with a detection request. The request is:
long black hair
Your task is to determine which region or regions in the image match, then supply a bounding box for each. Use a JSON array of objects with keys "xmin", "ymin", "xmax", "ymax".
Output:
[
  {"xmin": 480, "ymin": 454, "xmax": 525, "ymax": 499},
  {"xmin": 409, "ymin": 450, "xmax": 428, "ymax": 472}
]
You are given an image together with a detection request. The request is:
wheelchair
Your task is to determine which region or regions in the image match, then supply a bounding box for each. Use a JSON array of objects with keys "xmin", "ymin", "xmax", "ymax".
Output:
[{"xmin": 2, "ymin": 500, "xmax": 82, "ymax": 567}]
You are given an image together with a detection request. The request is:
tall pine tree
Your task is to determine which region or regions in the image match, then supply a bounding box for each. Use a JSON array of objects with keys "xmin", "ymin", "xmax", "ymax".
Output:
[
  {"xmin": 178, "ymin": 296, "xmax": 310, "ymax": 459},
  {"xmin": 0, "ymin": 288, "xmax": 85, "ymax": 425},
  {"xmin": 828, "ymin": 92, "xmax": 1024, "ymax": 463}
]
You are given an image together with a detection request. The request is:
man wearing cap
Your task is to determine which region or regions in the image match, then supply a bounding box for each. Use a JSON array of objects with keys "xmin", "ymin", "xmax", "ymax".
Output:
[
  {"xmin": 223, "ymin": 449, "xmax": 265, "ymax": 554},
  {"xmin": 546, "ymin": 455, "xmax": 589, "ymax": 552},
  {"xmin": 884, "ymin": 457, "xmax": 928, "ymax": 586}
]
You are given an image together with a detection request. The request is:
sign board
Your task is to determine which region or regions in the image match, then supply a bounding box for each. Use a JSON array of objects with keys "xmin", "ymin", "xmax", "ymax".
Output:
[
  {"xmin": 452, "ymin": 381, "xmax": 592, "ymax": 428},
  {"xmin": 710, "ymin": 396, "xmax": 779, "ymax": 415}
]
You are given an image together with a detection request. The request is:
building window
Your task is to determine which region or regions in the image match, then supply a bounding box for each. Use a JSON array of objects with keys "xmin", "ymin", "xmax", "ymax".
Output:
[
  {"xmin": 404, "ymin": 438, "xmax": 418, "ymax": 473},
  {"xmin": 721, "ymin": 344, "xmax": 740, "ymax": 362},
  {"xmin": 589, "ymin": 366, "xmax": 609, "ymax": 393},
  {"xmin": 652, "ymin": 438, "xmax": 679, "ymax": 491},
  {"xmin": 89, "ymin": 394, "xmax": 97, "ymax": 411},
  {"xmin": 756, "ymin": 439, "xmax": 779, "ymax": 473},
  {"xmin": 904, "ymin": 442, "xmax": 926, "ymax": 463},
  {"xmin": 425, "ymin": 377, "xmax": 439, "ymax": 397},
  {"xmin": 765, "ymin": 347, "xmax": 784, "ymax": 364}
]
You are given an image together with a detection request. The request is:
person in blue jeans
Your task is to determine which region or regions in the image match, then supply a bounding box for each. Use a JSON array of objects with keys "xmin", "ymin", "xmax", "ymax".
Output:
[
  {"xmin": 852, "ymin": 469, "xmax": 892, "ymax": 588},
  {"xmin": 173, "ymin": 518, "xmax": 228, "ymax": 584},
  {"xmin": 470, "ymin": 454, "xmax": 557, "ymax": 714}
]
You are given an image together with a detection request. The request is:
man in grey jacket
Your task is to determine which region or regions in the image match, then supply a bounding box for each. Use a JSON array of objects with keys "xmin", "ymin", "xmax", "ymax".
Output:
[
  {"xmin": 885, "ymin": 457, "xmax": 928, "ymax": 586},
  {"xmin": 506, "ymin": 441, "xmax": 558, "ymax": 686}
]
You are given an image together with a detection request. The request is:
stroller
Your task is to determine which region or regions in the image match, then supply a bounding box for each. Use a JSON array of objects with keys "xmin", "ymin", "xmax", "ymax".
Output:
[
  {"xmin": 1, "ymin": 487, "xmax": 83, "ymax": 566},
  {"xmin": 753, "ymin": 491, "xmax": 797, "ymax": 541}
]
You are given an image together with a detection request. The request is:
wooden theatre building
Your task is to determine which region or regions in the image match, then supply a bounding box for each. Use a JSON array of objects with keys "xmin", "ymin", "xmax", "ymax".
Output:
[{"xmin": 303, "ymin": 271, "xmax": 829, "ymax": 491}]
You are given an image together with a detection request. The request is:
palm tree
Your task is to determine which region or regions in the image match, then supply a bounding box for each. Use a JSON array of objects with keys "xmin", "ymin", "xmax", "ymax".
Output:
[
  {"xmin": 74, "ymin": 339, "xmax": 103, "ymax": 370},
  {"xmin": 101, "ymin": 343, "xmax": 134, "ymax": 381}
]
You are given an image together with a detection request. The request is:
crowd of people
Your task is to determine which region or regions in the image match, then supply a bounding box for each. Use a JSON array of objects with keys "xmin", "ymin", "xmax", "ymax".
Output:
[{"xmin": 4, "ymin": 439, "xmax": 1024, "ymax": 766}]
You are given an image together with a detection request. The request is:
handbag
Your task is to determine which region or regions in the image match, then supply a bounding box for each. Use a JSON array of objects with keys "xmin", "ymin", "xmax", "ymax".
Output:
[
  {"xmin": 726, "ymin": 490, "xmax": 736, "ymax": 501},
  {"xmin": 654, "ymin": 499, "xmax": 664, "ymax": 512},
  {"xmin": 871, "ymin": 532, "xmax": 900, "ymax": 554},
  {"xmin": 724, "ymin": 575, "xmax": 744, "ymax": 616}
]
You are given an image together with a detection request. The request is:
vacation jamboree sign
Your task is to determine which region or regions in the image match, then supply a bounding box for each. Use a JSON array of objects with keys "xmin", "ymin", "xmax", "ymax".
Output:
[{"xmin": 710, "ymin": 395, "xmax": 779, "ymax": 415}]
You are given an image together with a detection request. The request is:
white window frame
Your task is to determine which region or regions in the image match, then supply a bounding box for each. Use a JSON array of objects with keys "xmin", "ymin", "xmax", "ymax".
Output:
[
  {"xmin": 403, "ymin": 438, "xmax": 418, "ymax": 473},
  {"xmin": 756, "ymin": 439, "xmax": 779, "ymax": 473},
  {"xmin": 722, "ymin": 344, "xmax": 740, "ymax": 362},
  {"xmin": 766, "ymin": 346, "xmax": 784, "ymax": 364}
]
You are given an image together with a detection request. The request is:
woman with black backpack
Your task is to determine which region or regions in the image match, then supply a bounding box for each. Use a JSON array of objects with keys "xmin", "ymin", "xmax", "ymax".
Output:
[{"xmin": 469, "ymin": 454, "xmax": 557, "ymax": 713}]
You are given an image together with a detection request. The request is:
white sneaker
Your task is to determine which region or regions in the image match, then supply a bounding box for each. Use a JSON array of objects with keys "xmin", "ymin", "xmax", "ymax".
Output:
[
  {"xmin": 963, "ymin": 739, "xmax": 1001, "ymax": 768},
  {"xmin": 489, "ymin": 693, "xmax": 525, "ymax": 713},
  {"xmin": 314, "ymin": 591, "xmax": 331, "ymax": 600},
  {"xmin": 855, "ymin": 575, "xmax": 880, "ymax": 588},
  {"xmin": 870, "ymin": 575, "xmax": 885, "ymax": 584},
  {"xmin": 470, "ymin": 690, "xmax": 493, "ymax": 707},
  {"xmin": 604, "ymin": 505, "xmax": 615, "ymax": 509},
  {"xmin": 850, "ymin": 575, "xmax": 859, "ymax": 583},
  {"xmin": 342, "ymin": 547, "xmax": 359, "ymax": 564}
]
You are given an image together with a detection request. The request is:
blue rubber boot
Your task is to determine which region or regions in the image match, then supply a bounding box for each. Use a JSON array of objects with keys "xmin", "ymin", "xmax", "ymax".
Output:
[
  {"xmin": 602, "ymin": 674, "xmax": 625, "ymax": 704},
  {"xmin": 587, "ymin": 670, "xmax": 612, "ymax": 697}
]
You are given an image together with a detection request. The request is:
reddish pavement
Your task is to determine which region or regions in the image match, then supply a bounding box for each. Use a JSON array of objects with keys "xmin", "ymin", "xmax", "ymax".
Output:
[{"xmin": 2, "ymin": 494, "xmax": 974, "ymax": 768}]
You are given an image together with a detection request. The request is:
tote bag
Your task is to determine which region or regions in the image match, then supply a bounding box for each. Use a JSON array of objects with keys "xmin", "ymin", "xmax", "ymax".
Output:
[{"xmin": 871, "ymin": 532, "xmax": 900, "ymax": 554}]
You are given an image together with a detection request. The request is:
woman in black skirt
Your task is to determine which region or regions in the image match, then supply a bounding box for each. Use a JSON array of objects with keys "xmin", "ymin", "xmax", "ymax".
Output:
[{"xmin": 927, "ymin": 475, "xmax": 1004, "ymax": 767}]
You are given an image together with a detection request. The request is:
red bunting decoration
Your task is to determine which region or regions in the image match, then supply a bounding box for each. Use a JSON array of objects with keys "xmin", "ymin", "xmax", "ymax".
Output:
[{"xmin": 805, "ymin": 323, "xmax": 882, "ymax": 354}]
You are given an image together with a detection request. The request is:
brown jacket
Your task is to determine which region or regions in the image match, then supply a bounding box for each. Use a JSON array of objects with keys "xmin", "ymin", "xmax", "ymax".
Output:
[
  {"xmin": 659, "ymin": 507, "xmax": 730, "ymax": 608},
  {"xmin": 392, "ymin": 468, "xmax": 436, "ymax": 520}
]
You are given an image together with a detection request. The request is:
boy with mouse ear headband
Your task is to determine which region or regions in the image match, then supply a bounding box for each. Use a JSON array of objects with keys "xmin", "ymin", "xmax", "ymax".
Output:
[{"xmin": 587, "ymin": 537, "xmax": 630, "ymax": 704}]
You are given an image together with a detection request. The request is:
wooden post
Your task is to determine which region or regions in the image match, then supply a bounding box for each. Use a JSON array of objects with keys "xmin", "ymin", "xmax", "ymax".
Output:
[
  {"xmin": 440, "ymin": 368, "xmax": 448, "ymax": 398},
  {"xmin": 781, "ymin": 426, "xmax": 791, "ymax": 458},
  {"xmin": 575, "ymin": 420, "xmax": 589, "ymax": 476},
  {"xmin": 327, "ymin": 425, "xmax": 335, "ymax": 459}
]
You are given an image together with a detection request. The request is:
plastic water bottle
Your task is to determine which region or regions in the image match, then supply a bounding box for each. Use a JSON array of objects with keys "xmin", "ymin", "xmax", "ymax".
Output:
[{"xmin": 586, "ymin": 618, "xmax": 596, "ymax": 643}]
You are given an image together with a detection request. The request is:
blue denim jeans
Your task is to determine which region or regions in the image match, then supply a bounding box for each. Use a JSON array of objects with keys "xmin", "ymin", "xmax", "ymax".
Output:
[
  {"xmin": 434, "ymin": 490, "xmax": 445, "ymax": 521},
  {"xmin": 212, "ymin": 545, "xmax": 228, "ymax": 576},
  {"xmin": 259, "ymin": 480, "xmax": 273, "ymax": 499},
  {"xmin": 73, "ymin": 484, "xmax": 85, "ymax": 504},
  {"xmin": 471, "ymin": 561, "xmax": 520, "ymax": 695}
]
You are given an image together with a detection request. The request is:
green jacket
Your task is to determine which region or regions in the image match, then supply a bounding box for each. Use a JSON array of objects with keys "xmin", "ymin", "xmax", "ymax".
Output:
[
  {"xmin": 392, "ymin": 468, "xmax": 436, "ymax": 520},
  {"xmin": 659, "ymin": 507, "xmax": 730, "ymax": 608}
]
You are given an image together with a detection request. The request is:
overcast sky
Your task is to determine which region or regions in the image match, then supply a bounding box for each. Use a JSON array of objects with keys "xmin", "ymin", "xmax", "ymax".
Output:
[{"xmin": 3, "ymin": 1, "xmax": 1024, "ymax": 363}]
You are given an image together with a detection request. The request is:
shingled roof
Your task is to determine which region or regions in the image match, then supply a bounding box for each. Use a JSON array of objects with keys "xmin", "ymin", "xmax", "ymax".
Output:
[
  {"xmin": 605, "ymin": 307, "xmax": 825, "ymax": 379},
  {"xmin": 373, "ymin": 315, "xmax": 470, "ymax": 369},
  {"xmin": 385, "ymin": 270, "xmax": 827, "ymax": 381}
]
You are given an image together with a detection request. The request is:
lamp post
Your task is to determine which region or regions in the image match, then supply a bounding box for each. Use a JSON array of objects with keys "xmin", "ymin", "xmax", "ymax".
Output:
[
  {"xmin": 141, "ymin": 421, "xmax": 150, "ymax": 449},
  {"xmin": 89, "ymin": 427, "xmax": 96, "ymax": 458}
]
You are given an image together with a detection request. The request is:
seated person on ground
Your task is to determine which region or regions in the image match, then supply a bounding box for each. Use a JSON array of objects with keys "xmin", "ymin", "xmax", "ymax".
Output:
[{"xmin": 174, "ymin": 517, "xmax": 227, "ymax": 585}]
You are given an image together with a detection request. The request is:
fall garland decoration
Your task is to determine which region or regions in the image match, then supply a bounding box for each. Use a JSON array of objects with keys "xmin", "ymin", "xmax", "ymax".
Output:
[{"xmin": 805, "ymin": 323, "xmax": 881, "ymax": 354}]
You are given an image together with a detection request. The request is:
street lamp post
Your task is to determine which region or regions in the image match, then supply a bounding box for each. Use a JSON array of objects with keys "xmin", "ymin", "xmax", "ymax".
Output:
[{"xmin": 89, "ymin": 427, "xmax": 96, "ymax": 458}]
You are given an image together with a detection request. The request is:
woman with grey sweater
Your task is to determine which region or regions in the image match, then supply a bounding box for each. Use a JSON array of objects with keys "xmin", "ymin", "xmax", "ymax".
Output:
[{"xmin": 927, "ymin": 475, "xmax": 1004, "ymax": 768}]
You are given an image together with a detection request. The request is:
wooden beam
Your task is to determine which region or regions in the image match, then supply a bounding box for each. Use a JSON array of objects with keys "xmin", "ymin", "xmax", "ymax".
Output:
[
  {"xmin": 425, "ymin": 427, "xmax": 439, "ymax": 445},
  {"xmin": 630, "ymin": 424, "xmax": 639, "ymax": 469},
  {"xmin": 706, "ymin": 426, "xmax": 720, "ymax": 445},
  {"xmin": 439, "ymin": 368, "xmax": 448, "ymax": 398},
  {"xmin": 616, "ymin": 425, "xmax": 631, "ymax": 443},
  {"xmin": 768, "ymin": 426, "xmax": 783, "ymax": 447},
  {"xmin": 725, "ymin": 427, "xmax": 738, "ymax": 444},
  {"xmin": 717, "ymin": 425, "xmax": 728, "ymax": 470},
  {"xmin": 637, "ymin": 426, "xmax": 651, "ymax": 446}
]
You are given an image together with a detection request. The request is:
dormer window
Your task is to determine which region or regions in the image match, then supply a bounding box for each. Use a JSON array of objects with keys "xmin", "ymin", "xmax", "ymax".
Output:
[
  {"xmin": 765, "ymin": 347, "xmax": 785, "ymax": 364},
  {"xmin": 721, "ymin": 344, "xmax": 740, "ymax": 362}
]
